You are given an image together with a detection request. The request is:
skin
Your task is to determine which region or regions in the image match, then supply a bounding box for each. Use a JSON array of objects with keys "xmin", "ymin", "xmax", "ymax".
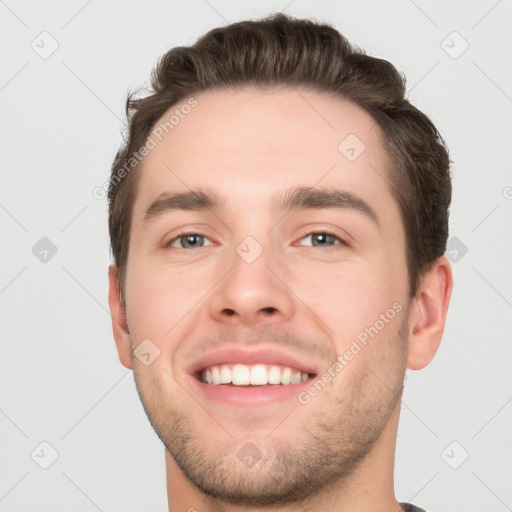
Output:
[{"xmin": 108, "ymin": 87, "xmax": 453, "ymax": 512}]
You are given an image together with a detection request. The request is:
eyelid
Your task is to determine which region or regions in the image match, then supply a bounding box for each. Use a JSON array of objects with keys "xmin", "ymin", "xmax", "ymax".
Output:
[
  {"xmin": 162, "ymin": 226, "xmax": 352, "ymax": 249},
  {"xmin": 295, "ymin": 224, "xmax": 352, "ymax": 245},
  {"xmin": 296, "ymin": 229, "xmax": 350, "ymax": 247},
  {"xmin": 165, "ymin": 234, "xmax": 214, "ymax": 248},
  {"xmin": 162, "ymin": 226, "xmax": 216, "ymax": 248}
]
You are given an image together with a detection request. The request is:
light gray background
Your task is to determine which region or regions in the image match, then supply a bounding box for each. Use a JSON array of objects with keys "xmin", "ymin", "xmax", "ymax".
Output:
[{"xmin": 1, "ymin": 1, "xmax": 511, "ymax": 511}]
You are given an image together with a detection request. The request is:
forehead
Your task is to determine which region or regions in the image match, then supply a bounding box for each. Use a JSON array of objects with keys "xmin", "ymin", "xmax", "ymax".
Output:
[{"xmin": 133, "ymin": 87, "xmax": 397, "ymax": 224}]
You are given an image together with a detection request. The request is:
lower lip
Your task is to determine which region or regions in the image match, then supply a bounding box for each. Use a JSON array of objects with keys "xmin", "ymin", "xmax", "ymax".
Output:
[{"xmin": 188, "ymin": 374, "xmax": 315, "ymax": 407}]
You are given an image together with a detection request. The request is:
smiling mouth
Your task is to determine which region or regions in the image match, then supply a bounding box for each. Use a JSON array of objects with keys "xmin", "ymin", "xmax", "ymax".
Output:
[{"xmin": 196, "ymin": 363, "xmax": 316, "ymax": 386}]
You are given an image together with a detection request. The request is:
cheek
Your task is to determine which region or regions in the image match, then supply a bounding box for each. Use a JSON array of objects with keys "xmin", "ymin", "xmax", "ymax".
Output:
[
  {"xmin": 125, "ymin": 265, "xmax": 179, "ymax": 341},
  {"xmin": 125, "ymin": 256, "xmax": 213, "ymax": 342},
  {"xmin": 301, "ymin": 263, "xmax": 408, "ymax": 379},
  {"xmin": 299, "ymin": 264, "xmax": 393, "ymax": 340}
]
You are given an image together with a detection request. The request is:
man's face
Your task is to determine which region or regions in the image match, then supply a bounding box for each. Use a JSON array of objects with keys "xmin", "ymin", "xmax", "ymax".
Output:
[{"xmin": 119, "ymin": 87, "xmax": 412, "ymax": 505}]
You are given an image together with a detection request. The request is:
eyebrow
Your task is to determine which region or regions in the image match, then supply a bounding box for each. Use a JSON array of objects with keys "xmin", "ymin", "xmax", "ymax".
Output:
[
  {"xmin": 275, "ymin": 186, "xmax": 379, "ymax": 227},
  {"xmin": 143, "ymin": 188, "xmax": 226, "ymax": 224},
  {"xmin": 143, "ymin": 186, "xmax": 379, "ymax": 227}
]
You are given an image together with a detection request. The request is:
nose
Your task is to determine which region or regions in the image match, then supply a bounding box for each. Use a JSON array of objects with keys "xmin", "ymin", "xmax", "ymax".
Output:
[{"xmin": 209, "ymin": 241, "xmax": 295, "ymax": 327}]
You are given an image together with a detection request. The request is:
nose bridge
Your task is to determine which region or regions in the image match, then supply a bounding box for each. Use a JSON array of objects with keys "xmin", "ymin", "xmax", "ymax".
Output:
[{"xmin": 209, "ymin": 229, "xmax": 295, "ymax": 325}]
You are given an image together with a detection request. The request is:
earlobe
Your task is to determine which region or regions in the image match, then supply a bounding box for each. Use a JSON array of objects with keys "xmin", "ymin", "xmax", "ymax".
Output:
[
  {"xmin": 108, "ymin": 265, "xmax": 133, "ymax": 369},
  {"xmin": 406, "ymin": 256, "xmax": 453, "ymax": 370}
]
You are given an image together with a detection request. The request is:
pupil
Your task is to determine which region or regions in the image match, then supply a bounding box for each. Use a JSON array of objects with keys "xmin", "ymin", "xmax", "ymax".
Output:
[
  {"xmin": 315, "ymin": 233, "xmax": 327, "ymax": 245},
  {"xmin": 186, "ymin": 235, "xmax": 200, "ymax": 247}
]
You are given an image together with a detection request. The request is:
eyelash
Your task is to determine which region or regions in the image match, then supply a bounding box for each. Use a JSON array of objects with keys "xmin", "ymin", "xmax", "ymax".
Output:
[
  {"xmin": 164, "ymin": 230, "xmax": 349, "ymax": 250},
  {"xmin": 300, "ymin": 230, "xmax": 350, "ymax": 248}
]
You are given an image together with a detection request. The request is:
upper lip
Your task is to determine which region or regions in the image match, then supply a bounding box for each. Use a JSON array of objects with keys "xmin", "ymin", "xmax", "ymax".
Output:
[{"xmin": 187, "ymin": 347, "xmax": 320, "ymax": 378}]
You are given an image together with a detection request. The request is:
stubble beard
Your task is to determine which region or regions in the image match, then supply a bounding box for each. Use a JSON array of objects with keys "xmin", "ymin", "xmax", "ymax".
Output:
[{"xmin": 131, "ymin": 316, "xmax": 408, "ymax": 507}]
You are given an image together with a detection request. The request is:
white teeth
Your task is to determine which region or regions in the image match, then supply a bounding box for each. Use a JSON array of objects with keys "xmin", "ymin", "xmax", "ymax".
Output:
[
  {"xmin": 291, "ymin": 371, "xmax": 302, "ymax": 384},
  {"xmin": 250, "ymin": 364, "xmax": 268, "ymax": 385},
  {"xmin": 220, "ymin": 365, "xmax": 231, "ymax": 384},
  {"xmin": 232, "ymin": 364, "xmax": 250, "ymax": 385},
  {"xmin": 268, "ymin": 365, "xmax": 281, "ymax": 384},
  {"xmin": 200, "ymin": 363, "xmax": 311, "ymax": 386}
]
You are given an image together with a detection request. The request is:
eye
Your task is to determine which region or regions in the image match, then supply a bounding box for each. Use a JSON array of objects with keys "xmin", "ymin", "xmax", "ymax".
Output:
[
  {"xmin": 297, "ymin": 231, "xmax": 349, "ymax": 248},
  {"xmin": 165, "ymin": 233, "xmax": 214, "ymax": 249}
]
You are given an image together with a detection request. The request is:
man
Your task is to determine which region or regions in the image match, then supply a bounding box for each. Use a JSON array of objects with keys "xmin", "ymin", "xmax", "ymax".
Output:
[{"xmin": 107, "ymin": 13, "xmax": 452, "ymax": 512}]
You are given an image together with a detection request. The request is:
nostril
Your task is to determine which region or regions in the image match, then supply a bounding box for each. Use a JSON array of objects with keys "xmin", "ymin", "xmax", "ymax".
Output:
[{"xmin": 262, "ymin": 307, "xmax": 277, "ymax": 314}]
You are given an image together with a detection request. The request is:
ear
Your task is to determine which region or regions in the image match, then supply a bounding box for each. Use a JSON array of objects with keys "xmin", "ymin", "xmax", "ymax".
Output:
[
  {"xmin": 406, "ymin": 256, "xmax": 453, "ymax": 370},
  {"xmin": 108, "ymin": 265, "xmax": 133, "ymax": 369}
]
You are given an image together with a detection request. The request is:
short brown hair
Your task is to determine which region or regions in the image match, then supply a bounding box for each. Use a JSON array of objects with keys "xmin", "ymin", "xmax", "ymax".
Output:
[{"xmin": 108, "ymin": 12, "xmax": 451, "ymax": 303}]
